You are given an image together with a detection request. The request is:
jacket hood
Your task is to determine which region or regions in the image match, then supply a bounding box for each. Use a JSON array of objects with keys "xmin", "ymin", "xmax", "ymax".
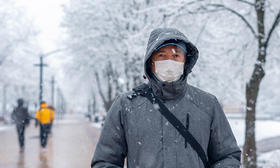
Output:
[
  {"xmin": 144, "ymin": 28, "xmax": 198, "ymax": 80},
  {"xmin": 40, "ymin": 103, "xmax": 48, "ymax": 108},
  {"xmin": 144, "ymin": 28, "xmax": 199, "ymax": 100}
]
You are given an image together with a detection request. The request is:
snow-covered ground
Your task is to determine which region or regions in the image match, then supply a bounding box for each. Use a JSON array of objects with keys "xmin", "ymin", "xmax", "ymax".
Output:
[
  {"xmin": 54, "ymin": 119, "xmax": 81, "ymax": 125},
  {"xmin": 228, "ymin": 118, "xmax": 280, "ymax": 167},
  {"xmin": 228, "ymin": 118, "xmax": 280, "ymax": 146},
  {"xmin": 0, "ymin": 124, "xmax": 13, "ymax": 132},
  {"xmin": 258, "ymin": 150, "xmax": 280, "ymax": 168},
  {"xmin": 90, "ymin": 122, "xmax": 103, "ymax": 129}
]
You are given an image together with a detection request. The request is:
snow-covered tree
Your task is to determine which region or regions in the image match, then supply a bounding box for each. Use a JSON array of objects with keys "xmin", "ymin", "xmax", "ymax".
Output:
[
  {"xmin": 0, "ymin": 0, "xmax": 38, "ymax": 118},
  {"xmin": 62, "ymin": 0, "xmax": 280, "ymax": 145},
  {"xmin": 62, "ymin": 0, "xmax": 168, "ymax": 110},
  {"xmin": 189, "ymin": 1, "xmax": 280, "ymax": 167}
]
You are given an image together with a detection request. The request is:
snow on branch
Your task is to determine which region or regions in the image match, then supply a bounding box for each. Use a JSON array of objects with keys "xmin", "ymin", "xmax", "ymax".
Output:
[
  {"xmin": 236, "ymin": 0, "xmax": 255, "ymax": 6},
  {"xmin": 265, "ymin": 10, "xmax": 280, "ymax": 48},
  {"xmin": 207, "ymin": 3, "xmax": 257, "ymax": 38}
]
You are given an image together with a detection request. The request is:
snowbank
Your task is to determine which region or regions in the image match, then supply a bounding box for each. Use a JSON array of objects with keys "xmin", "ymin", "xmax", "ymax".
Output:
[
  {"xmin": 228, "ymin": 118, "xmax": 280, "ymax": 146},
  {"xmin": 258, "ymin": 150, "xmax": 280, "ymax": 168},
  {"xmin": 0, "ymin": 125, "xmax": 13, "ymax": 132}
]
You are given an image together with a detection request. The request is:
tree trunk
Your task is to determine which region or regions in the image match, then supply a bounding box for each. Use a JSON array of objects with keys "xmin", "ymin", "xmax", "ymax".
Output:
[
  {"xmin": 243, "ymin": 63, "xmax": 265, "ymax": 168},
  {"xmin": 243, "ymin": 1, "xmax": 266, "ymax": 167},
  {"xmin": 95, "ymin": 61, "xmax": 120, "ymax": 112}
]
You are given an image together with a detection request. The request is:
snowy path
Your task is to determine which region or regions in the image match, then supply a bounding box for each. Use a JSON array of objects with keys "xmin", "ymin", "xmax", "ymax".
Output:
[
  {"xmin": 228, "ymin": 118, "xmax": 280, "ymax": 167},
  {"xmin": 0, "ymin": 114, "xmax": 100, "ymax": 168}
]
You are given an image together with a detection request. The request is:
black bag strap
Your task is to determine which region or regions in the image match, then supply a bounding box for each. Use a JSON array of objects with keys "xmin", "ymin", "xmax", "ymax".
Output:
[{"xmin": 134, "ymin": 84, "xmax": 210, "ymax": 168}]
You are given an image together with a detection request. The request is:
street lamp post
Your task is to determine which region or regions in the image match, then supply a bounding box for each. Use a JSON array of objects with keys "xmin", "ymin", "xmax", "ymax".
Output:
[
  {"xmin": 51, "ymin": 76, "xmax": 55, "ymax": 106},
  {"xmin": 34, "ymin": 55, "xmax": 48, "ymax": 104},
  {"xmin": 2, "ymin": 84, "xmax": 7, "ymax": 119},
  {"xmin": 34, "ymin": 49, "xmax": 62, "ymax": 105}
]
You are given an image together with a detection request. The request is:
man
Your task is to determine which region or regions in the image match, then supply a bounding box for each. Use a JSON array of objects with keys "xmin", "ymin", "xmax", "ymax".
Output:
[
  {"xmin": 91, "ymin": 28, "xmax": 241, "ymax": 168},
  {"xmin": 11, "ymin": 98, "xmax": 30, "ymax": 152},
  {"xmin": 35, "ymin": 101, "xmax": 54, "ymax": 149}
]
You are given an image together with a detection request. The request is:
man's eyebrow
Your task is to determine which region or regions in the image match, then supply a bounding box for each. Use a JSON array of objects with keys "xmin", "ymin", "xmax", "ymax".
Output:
[
  {"xmin": 156, "ymin": 50, "xmax": 167, "ymax": 53},
  {"xmin": 174, "ymin": 48, "xmax": 184, "ymax": 52}
]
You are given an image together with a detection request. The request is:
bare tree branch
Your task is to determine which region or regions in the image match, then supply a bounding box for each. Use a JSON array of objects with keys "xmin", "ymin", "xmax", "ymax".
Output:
[
  {"xmin": 106, "ymin": 62, "xmax": 113, "ymax": 102},
  {"xmin": 208, "ymin": 3, "xmax": 257, "ymax": 38},
  {"xmin": 0, "ymin": 55, "xmax": 7, "ymax": 66},
  {"xmin": 195, "ymin": 16, "xmax": 209, "ymax": 45},
  {"xmin": 265, "ymin": 10, "xmax": 280, "ymax": 48},
  {"xmin": 0, "ymin": 43, "xmax": 13, "ymax": 66},
  {"xmin": 94, "ymin": 71, "xmax": 107, "ymax": 106},
  {"xmin": 236, "ymin": 0, "xmax": 255, "ymax": 6}
]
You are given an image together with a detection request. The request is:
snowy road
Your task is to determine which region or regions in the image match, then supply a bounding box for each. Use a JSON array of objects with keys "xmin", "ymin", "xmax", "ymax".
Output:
[{"xmin": 0, "ymin": 115, "xmax": 100, "ymax": 168}]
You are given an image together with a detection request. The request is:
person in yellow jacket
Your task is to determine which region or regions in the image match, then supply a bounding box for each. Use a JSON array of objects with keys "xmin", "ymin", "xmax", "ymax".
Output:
[
  {"xmin": 35, "ymin": 101, "xmax": 54, "ymax": 148},
  {"xmin": 47, "ymin": 104, "xmax": 55, "ymax": 135}
]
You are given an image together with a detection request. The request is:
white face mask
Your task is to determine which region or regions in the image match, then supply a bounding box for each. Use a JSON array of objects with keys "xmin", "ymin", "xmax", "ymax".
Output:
[{"xmin": 154, "ymin": 60, "xmax": 184, "ymax": 82}]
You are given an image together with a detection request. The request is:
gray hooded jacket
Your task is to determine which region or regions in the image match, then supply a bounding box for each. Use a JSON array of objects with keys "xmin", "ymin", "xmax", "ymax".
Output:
[{"xmin": 91, "ymin": 28, "xmax": 241, "ymax": 168}]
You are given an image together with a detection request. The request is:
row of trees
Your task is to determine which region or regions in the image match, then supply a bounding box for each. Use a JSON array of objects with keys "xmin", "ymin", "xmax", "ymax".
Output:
[
  {"xmin": 62, "ymin": 0, "xmax": 280, "ymax": 167},
  {"xmin": 0, "ymin": 0, "xmax": 61, "ymax": 119},
  {"xmin": 0, "ymin": 0, "xmax": 35, "ymax": 116}
]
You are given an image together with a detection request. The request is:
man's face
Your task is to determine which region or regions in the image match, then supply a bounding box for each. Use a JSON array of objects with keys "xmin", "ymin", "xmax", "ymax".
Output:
[{"xmin": 151, "ymin": 45, "xmax": 185, "ymax": 73}]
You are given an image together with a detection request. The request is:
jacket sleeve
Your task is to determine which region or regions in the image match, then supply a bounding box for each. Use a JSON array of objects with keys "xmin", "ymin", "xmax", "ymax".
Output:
[
  {"xmin": 50, "ymin": 110, "xmax": 55, "ymax": 121},
  {"xmin": 35, "ymin": 110, "xmax": 40, "ymax": 121},
  {"xmin": 24, "ymin": 107, "xmax": 30, "ymax": 119},
  {"xmin": 53, "ymin": 110, "xmax": 55, "ymax": 120},
  {"xmin": 91, "ymin": 95, "xmax": 127, "ymax": 168},
  {"xmin": 207, "ymin": 97, "xmax": 241, "ymax": 168}
]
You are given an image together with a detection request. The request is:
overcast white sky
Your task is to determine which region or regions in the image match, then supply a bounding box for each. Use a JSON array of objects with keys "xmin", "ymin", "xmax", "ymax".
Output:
[{"xmin": 16, "ymin": 0, "xmax": 69, "ymax": 53}]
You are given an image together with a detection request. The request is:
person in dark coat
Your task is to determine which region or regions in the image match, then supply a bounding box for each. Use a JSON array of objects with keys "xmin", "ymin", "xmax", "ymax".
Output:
[
  {"xmin": 91, "ymin": 28, "xmax": 241, "ymax": 168},
  {"xmin": 11, "ymin": 98, "xmax": 30, "ymax": 152}
]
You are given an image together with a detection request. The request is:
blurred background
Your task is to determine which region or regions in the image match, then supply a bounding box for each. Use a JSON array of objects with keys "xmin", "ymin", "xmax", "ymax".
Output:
[{"xmin": 0, "ymin": 0, "xmax": 279, "ymax": 167}]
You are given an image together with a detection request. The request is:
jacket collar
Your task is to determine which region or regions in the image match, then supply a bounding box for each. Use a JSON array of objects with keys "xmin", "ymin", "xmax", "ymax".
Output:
[{"xmin": 148, "ymin": 75, "xmax": 187, "ymax": 101}]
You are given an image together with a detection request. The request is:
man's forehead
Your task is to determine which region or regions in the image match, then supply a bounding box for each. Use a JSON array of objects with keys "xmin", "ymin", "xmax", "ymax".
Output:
[{"xmin": 157, "ymin": 45, "xmax": 185, "ymax": 53}]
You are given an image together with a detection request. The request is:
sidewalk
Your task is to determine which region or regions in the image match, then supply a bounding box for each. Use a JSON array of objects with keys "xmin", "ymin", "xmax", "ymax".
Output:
[{"xmin": 0, "ymin": 114, "xmax": 100, "ymax": 168}]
